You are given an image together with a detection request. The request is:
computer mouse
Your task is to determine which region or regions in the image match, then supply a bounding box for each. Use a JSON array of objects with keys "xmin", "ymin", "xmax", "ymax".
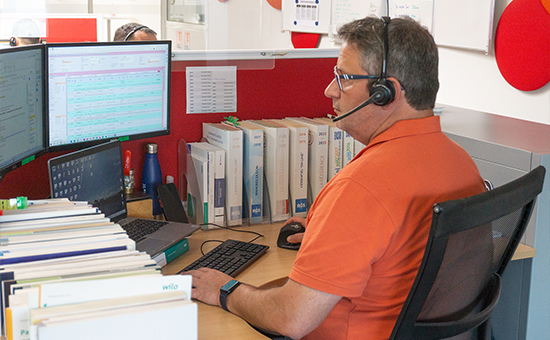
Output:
[{"xmin": 277, "ymin": 222, "xmax": 306, "ymax": 250}]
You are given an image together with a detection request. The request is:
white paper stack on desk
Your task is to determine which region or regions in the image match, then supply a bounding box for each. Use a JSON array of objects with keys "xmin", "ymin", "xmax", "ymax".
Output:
[
  {"xmin": 0, "ymin": 199, "xmax": 135, "ymax": 265},
  {"xmin": 7, "ymin": 276, "xmax": 196, "ymax": 340},
  {"xmin": 0, "ymin": 199, "xmax": 198, "ymax": 340}
]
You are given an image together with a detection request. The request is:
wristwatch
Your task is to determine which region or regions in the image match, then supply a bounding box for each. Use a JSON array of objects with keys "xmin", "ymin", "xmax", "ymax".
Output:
[{"xmin": 220, "ymin": 279, "xmax": 241, "ymax": 311}]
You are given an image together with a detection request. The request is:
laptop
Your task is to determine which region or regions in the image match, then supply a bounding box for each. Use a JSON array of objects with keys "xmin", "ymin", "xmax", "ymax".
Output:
[{"xmin": 47, "ymin": 140, "xmax": 200, "ymax": 257}]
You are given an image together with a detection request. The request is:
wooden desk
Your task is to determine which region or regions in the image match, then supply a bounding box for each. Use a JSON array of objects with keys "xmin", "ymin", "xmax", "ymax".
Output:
[
  {"xmin": 511, "ymin": 242, "xmax": 536, "ymax": 261},
  {"xmin": 162, "ymin": 222, "xmax": 294, "ymax": 340},
  {"xmin": 160, "ymin": 222, "xmax": 536, "ymax": 340}
]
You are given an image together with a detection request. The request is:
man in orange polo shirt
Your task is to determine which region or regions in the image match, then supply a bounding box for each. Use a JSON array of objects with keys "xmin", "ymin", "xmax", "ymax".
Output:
[{"xmin": 188, "ymin": 16, "xmax": 485, "ymax": 339}]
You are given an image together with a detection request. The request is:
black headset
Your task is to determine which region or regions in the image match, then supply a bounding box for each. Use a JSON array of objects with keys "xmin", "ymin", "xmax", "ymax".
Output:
[
  {"xmin": 9, "ymin": 37, "xmax": 17, "ymax": 47},
  {"xmin": 370, "ymin": 16, "xmax": 396, "ymax": 106},
  {"xmin": 123, "ymin": 25, "xmax": 147, "ymax": 41}
]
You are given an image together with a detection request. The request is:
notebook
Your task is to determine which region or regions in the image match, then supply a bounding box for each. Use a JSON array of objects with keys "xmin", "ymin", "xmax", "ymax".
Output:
[{"xmin": 47, "ymin": 140, "xmax": 200, "ymax": 257}]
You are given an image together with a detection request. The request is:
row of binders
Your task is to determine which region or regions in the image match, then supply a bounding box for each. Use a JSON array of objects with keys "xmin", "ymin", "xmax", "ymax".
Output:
[
  {"xmin": 0, "ymin": 199, "xmax": 197, "ymax": 340},
  {"xmin": 181, "ymin": 117, "xmax": 367, "ymax": 228}
]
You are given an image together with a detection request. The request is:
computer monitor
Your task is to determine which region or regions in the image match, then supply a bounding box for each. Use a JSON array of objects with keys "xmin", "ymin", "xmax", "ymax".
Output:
[
  {"xmin": 45, "ymin": 40, "xmax": 171, "ymax": 151},
  {"xmin": 0, "ymin": 44, "xmax": 46, "ymax": 182}
]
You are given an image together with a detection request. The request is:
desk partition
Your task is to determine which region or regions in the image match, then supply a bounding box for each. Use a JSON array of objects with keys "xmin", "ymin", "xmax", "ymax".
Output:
[{"xmin": 440, "ymin": 105, "xmax": 550, "ymax": 340}]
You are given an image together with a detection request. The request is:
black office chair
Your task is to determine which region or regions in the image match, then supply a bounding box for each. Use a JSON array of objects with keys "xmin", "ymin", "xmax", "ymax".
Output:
[{"xmin": 389, "ymin": 165, "xmax": 545, "ymax": 340}]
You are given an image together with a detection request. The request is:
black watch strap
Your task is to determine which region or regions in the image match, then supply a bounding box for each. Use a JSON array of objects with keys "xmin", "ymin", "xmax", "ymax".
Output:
[{"xmin": 220, "ymin": 279, "xmax": 241, "ymax": 311}]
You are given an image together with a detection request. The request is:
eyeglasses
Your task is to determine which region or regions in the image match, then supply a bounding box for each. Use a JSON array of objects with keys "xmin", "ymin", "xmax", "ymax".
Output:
[{"xmin": 333, "ymin": 66, "xmax": 379, "ymax": 91}]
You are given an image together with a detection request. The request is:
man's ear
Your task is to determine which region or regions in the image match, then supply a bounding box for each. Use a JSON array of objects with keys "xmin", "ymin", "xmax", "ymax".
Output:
[
  {"xmin": 388, "ymin": 77, "xmax": 404, "ymax": 97},
  {"xmin": 379, "ymin": 77, "xmax": 404, "ymax": 110}
]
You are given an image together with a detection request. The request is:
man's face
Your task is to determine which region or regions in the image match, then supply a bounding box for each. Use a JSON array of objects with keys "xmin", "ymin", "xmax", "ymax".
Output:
[{"xmin": 325, "ymin": 42, "xmax": 382, "ymax": 143}]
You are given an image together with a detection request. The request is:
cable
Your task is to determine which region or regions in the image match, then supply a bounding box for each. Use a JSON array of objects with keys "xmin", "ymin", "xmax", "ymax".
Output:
[
  {"xmin": 199, "ymin": 223, "xmax": 265, "ymax": 239},
  {"xmin": 198, "ymin": 223, "xmax": 265, "ymax": 255},
  {"xmin": 199, "ymin": 240, "xmax": 224, "ymax": 256}
]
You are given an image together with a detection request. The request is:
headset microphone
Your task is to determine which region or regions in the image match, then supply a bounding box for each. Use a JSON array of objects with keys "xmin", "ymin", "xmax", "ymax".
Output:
[{"xmin": 332, "ymin": 92, "xmax": 381, "ymax": 122}]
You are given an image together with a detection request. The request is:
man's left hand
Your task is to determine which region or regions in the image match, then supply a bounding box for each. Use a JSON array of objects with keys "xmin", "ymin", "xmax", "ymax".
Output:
[{"xmin": 186, "ymin": 268, "xmax": 234, "ymax": 306}]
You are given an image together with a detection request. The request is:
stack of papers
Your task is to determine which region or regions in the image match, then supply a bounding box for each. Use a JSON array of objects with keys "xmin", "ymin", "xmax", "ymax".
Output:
[{"xmin": 0, "ymin": 198, "xmax": 197, "ymax": 340}]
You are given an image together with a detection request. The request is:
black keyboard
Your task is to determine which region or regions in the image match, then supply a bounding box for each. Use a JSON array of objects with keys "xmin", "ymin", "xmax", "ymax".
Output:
[
  {"xmin": 179, "ymin": 239, "xmax": 269, "ymax": 276},
  {"xmin": 122, "ymin": 219, "xmax": 169, "ymax": 241}
]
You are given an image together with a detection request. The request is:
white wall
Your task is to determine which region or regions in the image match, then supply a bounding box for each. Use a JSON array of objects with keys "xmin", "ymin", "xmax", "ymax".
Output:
[
  {"xmin": 436, "ymin": 48, "xmax": 550, "ymax": 124},
  {"xmin": 165, "ymin": 0, "xmax": 550, "ymax": 124},
  {"xmin": 3, "ymin": 0, "xmax": 547, "ymax": 124},
  {"xmin": 166, "ymin": 0, "xmax": 292, "ymax": 50},
  {"xmin": 40, "ymin": 0, "xmax": 162, "ymax": 41},
  {"xmin": 92, "ymin": 0, "xmax": 161, "ymax": 41},
  {"xmin": 435, "ymin": 0, "xmax": 550, "ymax": 124}
]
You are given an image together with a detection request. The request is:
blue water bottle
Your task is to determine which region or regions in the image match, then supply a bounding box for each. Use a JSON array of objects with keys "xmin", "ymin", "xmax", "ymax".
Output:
[{"xmin": 142, "ymin": 143, "xmax": 163, "ymax": 216}]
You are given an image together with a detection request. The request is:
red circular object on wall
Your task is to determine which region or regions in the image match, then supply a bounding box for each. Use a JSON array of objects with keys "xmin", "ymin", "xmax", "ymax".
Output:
[
  {"xmin": 291, "ymin": 31, "xmax": 321, "ymax": 49},
  {"xmin": 266, "ymin": 0, "xmax": 282, "ymax": 10},
  {"xmin": 495, "ymin": 0, "xmax": 550, "ymax": 91}
]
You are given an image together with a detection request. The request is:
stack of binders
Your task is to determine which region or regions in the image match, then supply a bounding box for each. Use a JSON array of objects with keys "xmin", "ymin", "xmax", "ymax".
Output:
[{"xmin": 193, "ymin": 117, "xmax": 368, "ymax": 226}]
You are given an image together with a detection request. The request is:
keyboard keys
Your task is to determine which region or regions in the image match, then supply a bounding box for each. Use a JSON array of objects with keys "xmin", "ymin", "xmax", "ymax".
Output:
[
  {"xmin": 179, "ymin": 239, "xmax": 269, "ymax": 277},
  {"xmin": 123, "ymin": 219, "xmax": 169, "ymax": 241}
]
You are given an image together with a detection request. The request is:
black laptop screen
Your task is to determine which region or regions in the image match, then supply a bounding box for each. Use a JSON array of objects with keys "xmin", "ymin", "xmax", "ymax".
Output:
[{"xmin": 48, "ymin": 140, "xmax": 127, "ymax": 221}]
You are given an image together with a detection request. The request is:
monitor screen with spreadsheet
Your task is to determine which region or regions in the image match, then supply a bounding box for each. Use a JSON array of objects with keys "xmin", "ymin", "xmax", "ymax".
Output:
[
  {"xmin": 0, "ymin": 44, "xmax": 46, "ymax": 181},
  {"xmin": 45, "ymin": 40, "xmax": 171, "ymax": 151}
]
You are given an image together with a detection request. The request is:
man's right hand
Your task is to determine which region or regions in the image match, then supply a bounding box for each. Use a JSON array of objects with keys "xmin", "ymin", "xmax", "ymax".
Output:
[{"xmin": 283, "ymin": 216, "xmax": 307, "ymax": 244}]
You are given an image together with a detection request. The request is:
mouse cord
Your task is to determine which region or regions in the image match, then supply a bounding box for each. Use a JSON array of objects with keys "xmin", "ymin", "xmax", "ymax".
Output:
[{"xmin": 198, "ymin": 223, "xmax": 265, "ymax": 255}]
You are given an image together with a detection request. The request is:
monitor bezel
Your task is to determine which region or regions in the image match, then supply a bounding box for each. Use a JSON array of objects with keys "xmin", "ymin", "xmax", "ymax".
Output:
[
  {"xmin": 0, "ymin": 44, "xmax": 47, "ymax": 183},
  {"xmin": 44, "ymin": 40, "xmax": 172, "ymax": 152}
]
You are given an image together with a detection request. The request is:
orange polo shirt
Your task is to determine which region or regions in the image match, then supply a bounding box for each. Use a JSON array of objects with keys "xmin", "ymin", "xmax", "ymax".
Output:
[{"xmin": 289, "ymin": 116, "xmax": 485, "ymax": 340}]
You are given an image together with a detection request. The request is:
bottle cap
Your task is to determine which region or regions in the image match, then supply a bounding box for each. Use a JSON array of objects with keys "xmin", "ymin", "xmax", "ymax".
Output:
[{"xmin": 145, "ymin": 143, "xmax": 158, "ymax": 154}]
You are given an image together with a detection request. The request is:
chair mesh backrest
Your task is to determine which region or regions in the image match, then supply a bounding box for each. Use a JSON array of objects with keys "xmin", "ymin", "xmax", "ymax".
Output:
[
  {"xmin": 417, "ymin": 209, "xmax": 525, "ymax": 340},
  {"xmin": 419, "ymin": 207, "xmax": 525, "ymax": 317},
  {"xmin": 391, "ymin": 166, "xmax": 545, "ymax": 340}
]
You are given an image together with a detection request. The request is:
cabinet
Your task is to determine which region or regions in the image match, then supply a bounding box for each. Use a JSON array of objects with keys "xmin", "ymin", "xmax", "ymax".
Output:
[
  {"xmin": 440, "ymin": 105, "xmax": 550, "ymax": 340},
  {"xmin": 126, "ymin": 194, "xmax": 153, "ymax": 219}
]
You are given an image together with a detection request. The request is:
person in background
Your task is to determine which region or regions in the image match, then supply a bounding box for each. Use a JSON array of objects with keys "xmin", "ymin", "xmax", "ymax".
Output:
[
  {"xmin": 10, "ymin": 19, "xmax": 42, "ymax": 46},
  {"xmin": 188, "ymin": 16, "xmax": 485, "ymax": 340},
  {"xmin": 113, "ymin": 22, "xmax": 157, "ymax": 42}
]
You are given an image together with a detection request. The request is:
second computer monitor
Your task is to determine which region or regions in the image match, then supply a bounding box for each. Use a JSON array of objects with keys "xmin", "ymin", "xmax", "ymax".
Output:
[
  {"xmin": 45, "ymin": 40, "xmax": 171, "ymax": 150},
  {"xmin": 0, "ymin": 44, "xmax": 46, "ymax": 181}
]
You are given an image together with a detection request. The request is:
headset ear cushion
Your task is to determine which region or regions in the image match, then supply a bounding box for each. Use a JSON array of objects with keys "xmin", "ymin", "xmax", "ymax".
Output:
[
  {"xmin": 9, "ymin": 37, "xmax": 17, "ymax": 47},
  {"xmin": 369, "ymin": 79, "xmax": 396, "ymax": 106}
]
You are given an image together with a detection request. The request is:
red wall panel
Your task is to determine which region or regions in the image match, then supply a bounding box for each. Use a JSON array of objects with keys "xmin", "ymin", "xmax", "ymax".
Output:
[{"xmin": 46, "ymin": 18, "xmax": 97, "ymax": 42}]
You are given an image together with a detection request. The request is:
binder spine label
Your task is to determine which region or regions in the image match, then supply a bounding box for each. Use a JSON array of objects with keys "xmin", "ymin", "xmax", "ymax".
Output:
[
  {"xmin": 295, "ymin": 198, "xmax": 307, "ymax": 213},
  {"xmin": 214, "ymin": 178, "xmax": 225, "ymax": 212},
  {"xmin": 251, "ymin": 204, "xmax": 262, "ymax": 218}
]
